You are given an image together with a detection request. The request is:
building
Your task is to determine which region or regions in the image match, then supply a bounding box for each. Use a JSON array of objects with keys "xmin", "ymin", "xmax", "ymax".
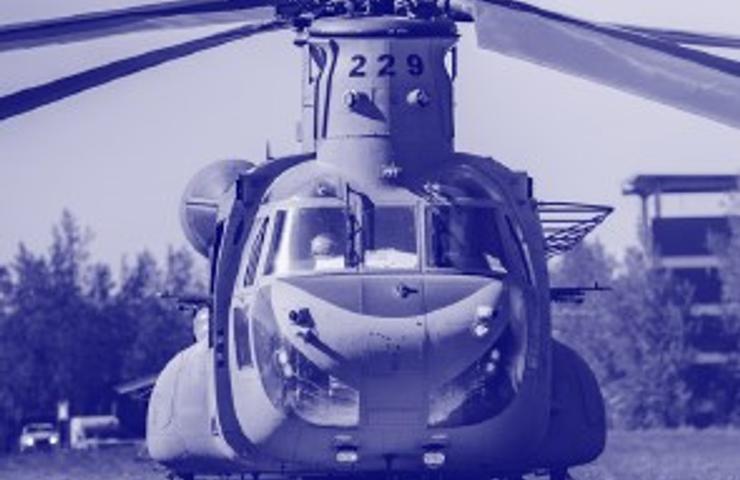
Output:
[{"xmin": 623, "ymin": 174, "xmax": 740, "ymax": 424}]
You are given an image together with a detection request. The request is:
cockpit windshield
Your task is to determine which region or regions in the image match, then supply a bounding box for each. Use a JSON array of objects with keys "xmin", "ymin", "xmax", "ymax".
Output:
[
  {"xmin": 426, "ymin": 205, "xmax": 507, "ymax": 274},
  {"xmin": 264, "ymin": 205, "xmax": 419, "ymax": 275},
  {"xmin": 263, "ymin": 203, "xmax": 505, "ymax": 276},
  {"xmin": 363, "ymin": 206, "xmax": 418, "ymax": 270},
  {"xmin": 265, "ymin": 207, "xmax": 349, "ymax": 275}
]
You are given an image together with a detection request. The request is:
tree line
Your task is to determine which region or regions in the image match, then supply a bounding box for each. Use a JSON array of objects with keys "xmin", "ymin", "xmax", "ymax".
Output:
[
  {"xmin": 550, "ymin": 215, "xmax": 740, "ymax": 429},
  {"xmin": 0, "ymin": 211, "xmax": 206, "ymax": 451}
]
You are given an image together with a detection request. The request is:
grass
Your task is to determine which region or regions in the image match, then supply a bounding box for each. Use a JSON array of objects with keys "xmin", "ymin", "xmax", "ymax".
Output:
[
  {"xmin": 0, "ymin": 443, "xmax": 164, "ymax": 480},
  {"xmin": 572, "ymin": 429, "xmax": 740, "ymax": 480},
  {"xmin": 0, "ymin": 430, "xmax": 739, "ymax": 480}
]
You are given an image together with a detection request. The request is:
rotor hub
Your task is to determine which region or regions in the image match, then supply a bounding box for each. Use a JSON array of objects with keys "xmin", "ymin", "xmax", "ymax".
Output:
[{"xmin": 308, "ymin": 15, "xmax": 457, "ymax": 38}]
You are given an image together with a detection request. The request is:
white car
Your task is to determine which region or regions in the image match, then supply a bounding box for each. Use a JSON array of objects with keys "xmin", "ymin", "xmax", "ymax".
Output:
[{"xmin": 19, "ymin": 423, "xmax": 60, "ymax": 452}]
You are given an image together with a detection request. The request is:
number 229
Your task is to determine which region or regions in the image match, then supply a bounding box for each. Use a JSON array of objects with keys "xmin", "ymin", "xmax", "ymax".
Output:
[{"xmin": 349, "ymin": 54, "xmax": 424, "ymax": 77}]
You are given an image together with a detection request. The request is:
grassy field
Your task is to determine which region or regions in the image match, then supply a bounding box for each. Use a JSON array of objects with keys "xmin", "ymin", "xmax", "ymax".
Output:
[
  {"xmin": 0, "ymin": 442, "xmax": 164, "ymax": 480},
  {"xmin": 0, "ymin": 430, "xmax": 738, "ymax": 480},
  {"xmin": 572, "ymin": 429, "xmax": 740, "ymax": 480}
]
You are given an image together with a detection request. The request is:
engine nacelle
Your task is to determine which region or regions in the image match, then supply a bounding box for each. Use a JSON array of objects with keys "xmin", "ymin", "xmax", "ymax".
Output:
[{"xmin": 180, "ymin": 160, "xmax": 254, "ymax": 256}]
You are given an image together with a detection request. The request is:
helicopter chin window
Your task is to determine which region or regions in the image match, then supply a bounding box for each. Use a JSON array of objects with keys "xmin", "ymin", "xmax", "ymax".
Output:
[
  {"xmin": 428, "ymin": 325, "xmax": 524, "ymax": 427},
  {"xmin": 253, "ymin": 318, "xmax": 360, "ymax": 427},
  {"xmin": 426, "ymin": 205, "xmax": 508, "ymax": 275},
  {"xmin": 284, "ymin": 348, "xmax": 360, "ymax": 427}
]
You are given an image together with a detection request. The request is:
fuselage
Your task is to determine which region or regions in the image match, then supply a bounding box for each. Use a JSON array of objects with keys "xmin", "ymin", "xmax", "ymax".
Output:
[
  {"xmin": 223, "ymin": 156, "xmax": 552, "ymax": 473},
  {"xmin": 146, "ymin": 15, "xmax": 605, "ymax": 479}
]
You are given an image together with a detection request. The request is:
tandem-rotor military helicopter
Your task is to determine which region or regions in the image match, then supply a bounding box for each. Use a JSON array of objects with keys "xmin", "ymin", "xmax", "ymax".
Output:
[{"xmin": 2, "ymin": 1, "xmax": 740, "ymax": 479}]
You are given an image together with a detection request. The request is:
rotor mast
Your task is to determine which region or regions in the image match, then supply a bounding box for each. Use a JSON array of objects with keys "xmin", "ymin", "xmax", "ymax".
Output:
[{"xmin": 296, "ymin": 15, "xmax": 458, "ymax": 183}]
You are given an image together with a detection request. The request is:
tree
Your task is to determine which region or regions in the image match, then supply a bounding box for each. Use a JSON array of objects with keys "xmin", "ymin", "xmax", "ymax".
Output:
[
  {"xmin": 118, "ymin": 249, "xmax": 202, "ymax": 380},
  {"xmin": 710, "ymin": 212, "xmax": 740, "ymax": 423},
  {"xmin": 0, "ymin": 265, "xmax": 12, "ymax": 316},
  {"xmin": 609, "ymin": 248, "xmax": 692, "ymax": 428},
  {"xmin": 85, "ymin": 263, "xmax": 114, "ymax": 307},
  {"xmin": 0, "ymin": 210, "xmax": 207, "ymax": 451},
  {"xmin": 0, "ymin": 262, "xmax": 20, "ymax": 449},
  {"xmin": 0, "ymin": 213, "xmax": 125, "ymax": 446},
  {"xmin": 550, "ymin": 241, "xmax": 692, "ymax": 428},
  {"xmin": 164, "ymin": 245, "xmax": 207, "ymax": 295},
  {"xmin": 0, "ymin": 245, "xmax": 59, "ymax": 449},
  {"xmin": 549, "ymin": 241, "xmax": 629, "ymax": 427},
  {"xmin": 714, "ymin": 216, "xmax": 740, "ymax": 331}
]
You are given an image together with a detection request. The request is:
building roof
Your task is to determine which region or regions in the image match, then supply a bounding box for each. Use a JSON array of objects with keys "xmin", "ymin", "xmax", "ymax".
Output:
[{"xmin": 623, "ymin": 174, "xmax": 740, "ymax": 196}]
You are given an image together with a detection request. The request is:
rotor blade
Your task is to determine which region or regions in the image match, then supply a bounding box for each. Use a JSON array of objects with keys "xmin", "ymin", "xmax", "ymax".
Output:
[
  {"xmin": 467, "ymin": 0, "xmax": 740, "ymax": 129},
  {"xmin": 614, "ymin": 26, "xmax": 740, "ymax": 50},
  {"xmin": 0, "ymin": 20, "xmax": 286, "ymax": 122},
  {"xmin": 0, "ymin": 0, "xmax": 277, "ymax": 52}
]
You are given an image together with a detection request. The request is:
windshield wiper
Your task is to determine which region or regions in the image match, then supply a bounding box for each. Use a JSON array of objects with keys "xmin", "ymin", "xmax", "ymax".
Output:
[
  {"xmin": 346, "ymin": 211, "xmax": 361, "ymax": 267},
  {"xmin": 344, "ymin": 185, "xmax": 368, "ymax": 268}
]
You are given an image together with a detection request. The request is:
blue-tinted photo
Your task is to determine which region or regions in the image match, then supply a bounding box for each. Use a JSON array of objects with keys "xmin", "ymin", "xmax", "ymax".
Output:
[{"xmin": 0, "ymin": 1, "xmax": 739, "ymax": 479}]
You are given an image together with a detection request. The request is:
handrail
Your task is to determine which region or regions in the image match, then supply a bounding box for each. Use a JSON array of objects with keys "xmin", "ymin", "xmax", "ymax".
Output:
[{"xmin": 537, "ymin": 201, "xmax": 613, "ymax": 258}]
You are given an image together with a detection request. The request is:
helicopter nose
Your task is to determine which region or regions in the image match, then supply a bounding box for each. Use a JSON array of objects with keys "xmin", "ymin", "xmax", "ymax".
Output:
[
  {"xmin": 265, "ymin": 275, "xmax": 507, "ymax": 386},
  {"xmin": 252, "ymin": 274, "xmax": 510, "ymax": 456},
  {"xmin": 265, "ymin": 277, "xmax": 424, "ymax": 383}
]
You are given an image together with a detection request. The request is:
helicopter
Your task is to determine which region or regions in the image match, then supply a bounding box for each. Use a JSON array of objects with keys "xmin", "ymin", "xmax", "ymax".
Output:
[{"xmin": 1, "ymin": 1, "xmax": 739, "ymax": 480}]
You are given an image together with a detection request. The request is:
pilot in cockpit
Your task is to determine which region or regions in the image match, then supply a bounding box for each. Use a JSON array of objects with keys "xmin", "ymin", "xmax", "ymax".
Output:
[
  {"xmin": 432, "ymin": 206, "xmax": 506, "ymax": 273},
  {"xmin": 310, "ymin": 233, "xmax": 344, "ymax": 271}
]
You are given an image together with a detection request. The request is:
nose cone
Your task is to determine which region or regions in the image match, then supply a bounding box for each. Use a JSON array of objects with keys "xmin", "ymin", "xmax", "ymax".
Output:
[
  {"xmin": 252, "ymin": 274, "xmax": 510, "ymax": 455},
  {"xmin": 264, "ymin": 274, "xmax": 506, "ymax": 386},
  {"xmin": 266, "ymin": 276, "xmax": 425, "ymax": 383}
]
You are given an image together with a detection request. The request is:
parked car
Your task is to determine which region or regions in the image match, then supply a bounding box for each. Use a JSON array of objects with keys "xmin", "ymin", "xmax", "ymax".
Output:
[
  {"xmin": 19, "ymin": 423, "xmax": 60, "ymax": 452},
  {"xmin": 70, "ymin": 415, "xmax": 127, "ymax": 449}
]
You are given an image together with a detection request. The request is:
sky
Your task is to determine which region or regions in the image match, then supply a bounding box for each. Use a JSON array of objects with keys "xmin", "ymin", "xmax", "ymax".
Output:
[{"xmin": 0, "ymin": 0, "xmax": 739, "ymax": 274}]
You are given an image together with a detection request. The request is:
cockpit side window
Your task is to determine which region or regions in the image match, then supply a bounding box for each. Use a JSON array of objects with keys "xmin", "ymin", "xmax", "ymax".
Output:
[
  {"xmin": 426, "ymin": 205, "xmax": 507, "ymax": 274},
  {"xmin": 243, "ymin": 217, "xmax": 269, "ymax": 287},
  {"xmin": 263, "ymin": 210, "xmax": 286, "ymax": 276}
]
